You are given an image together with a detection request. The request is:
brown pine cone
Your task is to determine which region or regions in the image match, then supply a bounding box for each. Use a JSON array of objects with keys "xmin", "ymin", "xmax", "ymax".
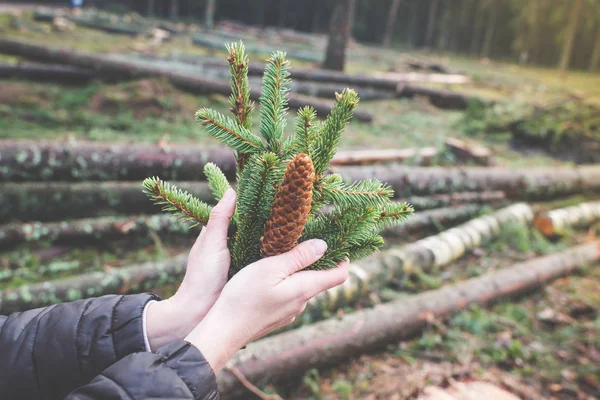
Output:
[{"xmin": 261, "ymin": 153, "xmax": 315, "ymax": 257}]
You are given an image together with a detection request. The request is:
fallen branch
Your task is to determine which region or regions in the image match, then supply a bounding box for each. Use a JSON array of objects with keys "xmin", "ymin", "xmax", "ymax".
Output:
[
  {"xmin": 0, "ymin": 181, "xmax": 214, "ymax": 222},
  {"xmin": 0, "ymin": 37, "xmax": 373, "ymax": 122},
  {"xmin": 444, "ymin": 137, "xmax": 494, "ymax": 166},
  {"xmin": 0, "ymin": 140, "xmax": 237, "ymax": 182},
  {"xmin": 0, "ymin": 255, "xmax": 188, "ymax": 314},
  {"xmin": 217, "ymin": 241, "xmax": 600, "ymax": 397},
  {"xmin": 0, "ymin": 214, "xmax": 191, "ymax": 249},
  {"xmin": 334, "ymin": 165, "xmax": 600, "ymax": 199},
  {"xmin": 534, "ymin": 201, "xmax": 600, "ymax": 237}
]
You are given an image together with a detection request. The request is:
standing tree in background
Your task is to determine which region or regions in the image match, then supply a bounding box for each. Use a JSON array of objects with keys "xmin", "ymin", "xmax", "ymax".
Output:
[
  {"xmin": 170, "ymin": 0, "xmax": 179, "ymax": 22},
  {"xmin": 382, "ymin": 0, "xmax": 402, "ymax": 48},
  {"xmin": 205, "ymin": 0, "xmax": 216, "ymax": 30},
  {"xmin": 590, "ymin": 28, "xmax": 600, "ymax": 72},
  {"xmin": 323, "ymin": 0, "xmax": 356, "ymax": 71},
  {"xmin": 481, "ymin": 0, "xmax": 498, "ymax": 58},
  {"xmin": 558, "ymin": 0, "xmax": 584, "ymax": 73},
  {"xmin": 147, "ymin": 0, "xmax": 155, "ymax": 18},
  {"xmin": 425, "ymin": 0, "xmax": 440, "ymax": 49}
]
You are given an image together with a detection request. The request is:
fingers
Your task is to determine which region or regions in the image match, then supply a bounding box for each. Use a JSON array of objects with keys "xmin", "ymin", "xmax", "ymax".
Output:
[
  {"xmin": 285, "ymin": 260, "xmax": 350, "ymax": 300},
  {"xmin": 259, "ymin": 239, "xmax": 328, "ymax": 278},
  {"xmin": 202, "ymin": 188, "xmax": 236, "ymax": 251}
]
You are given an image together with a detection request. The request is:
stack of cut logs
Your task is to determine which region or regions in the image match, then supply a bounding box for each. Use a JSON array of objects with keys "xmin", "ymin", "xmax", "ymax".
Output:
[{"xmin": 2, "ymin": 150, "xmax": 600, "ymax": 398}]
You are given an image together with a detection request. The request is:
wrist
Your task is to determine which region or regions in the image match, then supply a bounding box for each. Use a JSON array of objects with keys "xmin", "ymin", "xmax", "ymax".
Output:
[{"xmin": 145, "ymin": 298, "xmax": 196, "ymax": 350}]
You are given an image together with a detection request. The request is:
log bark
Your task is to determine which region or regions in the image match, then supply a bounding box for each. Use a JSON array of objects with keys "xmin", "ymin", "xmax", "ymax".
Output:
[
  {"xmin": 0, "ymin": 214, "xmax": 192, "ymax": 249},
  {"xmin": 444, "ymin": 137, "xmax": 494, "ymax": 166},
  {"xmin": 302, "ymin": 203, "xmax": 533, "ymax": 322},
  {"xmin": 0, "ymin": 181, "xmax": 214, "ymax": 223},
  {"xmin": 381, "ymin": 204, "xmax": 486, "ymax": 238},
  {"xmin": 404, "ymin": 191, "xmax": 506, "ymax": 211},
  {"xmin": 0, "ymin": 37, "xmax": 373, "ymax": 123},
  {"xmin": 534, "ymin": 201, "xmax": 600, "ymax": 237},
  {"xmin": 330, "ymin": 148, "xmax": 438, "ymax": 166},
  {"xmin": 333, "ymin": 165, "xmax": 600, "ymax": 200},
  {"xmin": 0, "ymin": 140, "xmax": 237, "ymax": 182},
  {"xmin": 217, "ymin": 241, "xmax": 600, "ymax": 398},
  {"xmin": 0, "ymin": 62, "xmax": 95, "ymax": 84},
  {"xmin": 0, "ymin": 255, "xmax": 188, "ymax": 314}
]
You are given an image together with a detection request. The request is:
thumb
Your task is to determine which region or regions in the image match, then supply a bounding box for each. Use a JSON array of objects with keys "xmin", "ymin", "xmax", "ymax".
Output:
[
  {"xmin": 201, "ymin": 188, "xmax": 236, "ymax": 251},
  {"xmin": 262, "ymin": 239, "xmax": 328, "ymax": 278}
]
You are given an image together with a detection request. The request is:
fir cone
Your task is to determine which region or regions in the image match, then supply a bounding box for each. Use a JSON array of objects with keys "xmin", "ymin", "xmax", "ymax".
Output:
[{"xmin": 261, "ymin": 153, "xmax": 315, "ymax": 257}]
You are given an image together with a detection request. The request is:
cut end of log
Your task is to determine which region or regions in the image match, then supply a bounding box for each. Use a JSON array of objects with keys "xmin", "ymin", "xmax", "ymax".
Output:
[{"xmin": 533, "ymin": 215, "xmax": 555, "ymax": 237}]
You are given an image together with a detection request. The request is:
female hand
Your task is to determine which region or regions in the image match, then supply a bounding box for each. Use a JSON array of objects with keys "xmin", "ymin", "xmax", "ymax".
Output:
[
  {"xmin": 185, "ymin": 239, "xmax": 350, "ymax": 372},
  {"xmin": 145, "ymin": 188, "xmax": 237, "ymax": 350}
]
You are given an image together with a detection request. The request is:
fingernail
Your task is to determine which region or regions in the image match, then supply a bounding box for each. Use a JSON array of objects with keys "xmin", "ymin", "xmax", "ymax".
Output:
[
  {"xmin": 309, "ymin": 239, "xmax": 327, "ymax": 257},
  {"xmin": 223, "ymin": 188, "xmax": 235, "ymax": 201}
]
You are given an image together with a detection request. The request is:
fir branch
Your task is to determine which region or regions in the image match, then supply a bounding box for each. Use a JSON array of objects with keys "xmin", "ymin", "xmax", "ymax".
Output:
[
  {"xmin": 226, "ymin": 41, "xmax": 254, "ymax": 131},
  {"xmin": 142, "ymin": 177, "xmax": 212, "ymax": 227},
  {"xmin": 287, "ymin": 106, "xmax": 317, "ymax": 156},
  {"xmin": 320, "ymin": 174, "xmax": 394, "ymax": 209},
  {"xmin": 347, "ymin": 233, "xmax": 384, "ymax": 261},
  {"xmin": 203, "ymin": 162, "xmax": 231, "ymax": 201},
  {"xmin": 259, "ymin": 51, "xmax": 291, "ymax": 154},
  {"xmin": 195, "ymin": 108, "xmax": 264, "ymax": 155},
  {"xmin": 311, "ymin": 89, "xmax": 359, "ymax": 175},
  {"xmin": 375, "ymin": 202, "xmax": 415, "ymax": 231}
]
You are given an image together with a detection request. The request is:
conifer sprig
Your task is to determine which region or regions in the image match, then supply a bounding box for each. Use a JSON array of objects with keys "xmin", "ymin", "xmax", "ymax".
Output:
[
  {"xmin": 142, "ymin": 177, "xmax": 212, "ymax": 227},
  {"xmin": 203, "ymin": 163, "xmax": 231, "ymax": 201},
  {"xmin": 259, "ymin": 51, "xmax": 290, "ymax": 154},
  {"xmin": 287, "ymin": 106, "xmax": 317, "ymax": 156},
  {"xmin": 375, "ymin": 202, "xmax": 415, "ymax": 231},
  {"xmin": 226, "ymin": 41, "xmax": 254, "ymax": 131},
  {"xmin": 195, "ymin": 108, "xmax": 264, "ymax": 154},
  {"xmin": 319, "ymin": 174, "xmax": 394, "ymax": 208}
]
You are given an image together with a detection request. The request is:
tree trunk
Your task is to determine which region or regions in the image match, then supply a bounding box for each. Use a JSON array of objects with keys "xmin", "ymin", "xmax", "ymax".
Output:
[
  {"xmin": 147, "ymin": 0, "xmax": 155, "ymax": 17},
  {"xmin": 425, "ymin": 0, "xmax": 439, "ymax": 48},
  {"xmin": 170, "ymin": 0, "xmax": 179, "ymax": 22},
  {"xmin": 323, "ymin": 0, "xmax": 355, "ymax": 71},
  {"xmin": 558, "ymin": 0, "xmax": 584, "ymax": 72},
  {"xmin": 255, "ymin": 0, "xmax": 265, "ymax": 26},
  {"xmin": 0, "ymin": 214, "xmax": 192, "ymax": 249},
  {"xmin": 469, "ymin": 2, "xmax": 485, "ymax": 55},
  {"xmin": 217, "ymin": 241, "xmax": 600, "ymax": 398},
  {"xmin": 404, "ymin": 191, "xmax": 506, "ymax": 211},
  {"xmin": 334, "ymin": 165, "xmax": 600, "ymax": 199},
  {"xmin": 588, "ymin": 29, "xmax": 600, "ymax": 72},
  {"xmin": 0, "ymin": 255, "xmax": 188, "ymax": 314},
  {"xmin": 0, "ymin": 140, "xmax": 237, "ymax": 182},
  {"xmin": 534, "ymin": 201, "xmax": 600, "ymax": 237},
  {"xmin": 382, "ymin": 0, "xmax": 402, "ymax": 47},
  {"xmin": 0, "ymin": 181, "xmax": 214, "ymax": 223},
  {"xmin": 481, "ymin": 2, "xmax": 498, "ymax": 58},
  {"xmin": 0, "ymin": 37, "xmax": 374, "ymax": 123},
  {"xmin": 0, "ymin": 61, "xmax": 94, "ymax": 84},
  {"xmin": 278, "ymin": 0, "xmax": 288, "ymax": 27},
  {"xmin": 311, "ymin": 0, "xmax": 321, "ymax": 33},
  {"xmin": 205, "ymin": 0, "xmax": 216, "ymax": 30}
]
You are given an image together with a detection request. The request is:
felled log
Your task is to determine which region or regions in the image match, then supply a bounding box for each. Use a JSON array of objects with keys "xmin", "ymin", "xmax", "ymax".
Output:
[
  {"xmin": 381, "ymin": 204, "xmax": 486, "ymax": 238},
  {"xmin": 0, "ymin": 37, "xmax": 374, "ymax": 122},
  {"xmin": 0, "ymin": 214, "xmax": 192, "ymax": 249},
  {"xmin": 397, "ymin": 84, "xmax": 477, "ymax": 110},
  {"xmin": 217, "ymin": 241, "xmax": 600, "ymax": 398},
  {"xmin": 331, "ymin": 148, "xmax": 438, "ymax": 166},
  {"xmin": 0, "ymin": 62, "xmax": 95, "ymax": 84},
  {"xmin": 303, "ymin": 203, "xmax": 533, "ymax": 321},
  {"xmin": 372, "ymin": 71, "xmax": 471, "ymax": 85},
  {"xmin": 0, "ymin": 181, "xmax": 214, "ymax": 223},
  {"xmin": 534, "ymin": 201, "xmax": 600, "ymax": 237},
  {"xmin": 334, "ymin": 165, "xmax": 600, "ymax": 200},
  {"xmin": 405, "ymin": 191, "xmax": 506, "ymax": 211},
  {"xmin": 0, "ymin": 255, "xmax": 188, "ymax": 314},
  {"xmin": 0, "ymin": 140, "xmax": 237, "ymax": 182},
  {"xmin": 444, "ymin": 137, "xmax": 494, "ymax": 166},
  {"xmin": 407, "ymin": 60, "xmax": 452, "ymax": 74}
]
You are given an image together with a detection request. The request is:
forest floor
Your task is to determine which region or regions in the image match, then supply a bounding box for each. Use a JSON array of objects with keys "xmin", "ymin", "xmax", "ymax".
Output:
[{"xmin": 0, "ymin": 10, "xmax": 599, "ymax": 400}]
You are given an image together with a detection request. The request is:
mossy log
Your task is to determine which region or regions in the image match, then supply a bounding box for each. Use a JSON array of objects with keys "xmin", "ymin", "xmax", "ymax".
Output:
[
  {"xmin": 335, "ymin": 165, "xmax": 600, "ymax": 199},
  {"xmin": 405, "ymin": 191, "xmax": 506, "ymax": 211},
  {"xmin": 534, "ymin": 201, "xmax": 600, "ymax": 237},
  {"xmin": 0, "ymin": 61, "xmax": 95, "ymax": 84},
  {"xmin": 0, "ymin": 214, "xmax": 192, "ymax": 249},
  {"xmin": 303, "ymin": 203, "xmax": 533, "ymax": 322},
  {"xmin": 381, "ymin": 204, "xmax": 486, "ymax": 238},
  {"xmin": 0, "ymin": 37, "xmax": 373, "ymax": 123},
  {"xmin": 0, "ymin": 255, "xmax": 188, "ymax": 314},
  {"xmin": 0, "ymin": 140, "xmax": 237, "ymax": 182},
  {"xmin": 0, "ymin": 181, "xmax": 214, "ymax": 223},
  {"xmin": 218, "ymin": 241, "xmax": 600, "ymax": 398},
  {"xmin": 444, "ymin": 137, "xmax": 494, "ymax": 166}
]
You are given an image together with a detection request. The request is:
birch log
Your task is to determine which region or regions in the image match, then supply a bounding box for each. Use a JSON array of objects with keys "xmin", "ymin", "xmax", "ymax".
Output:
[
  {"xmin": 218, "ymin": 241, "xmax": 600, "ymax": 398},
  {"xmin": 0, "ymin": 181, "xmax": 214, "ymax": 222},
  {"xmin": 534, "ymin": 201, "xmax": 600, "ymax": 237},
  {"xmin": 331, "ymin": 148, "xmax": 438, "ymax": 166},
  {"xmin": 405, "ymin": 191, "xmax": 506, "ymax": 211}
]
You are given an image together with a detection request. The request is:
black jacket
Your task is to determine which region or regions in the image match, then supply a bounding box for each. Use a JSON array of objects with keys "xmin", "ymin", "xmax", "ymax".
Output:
[{"xmin": 0, "ymin": 294, "xmax": 220, "ymax": 400}]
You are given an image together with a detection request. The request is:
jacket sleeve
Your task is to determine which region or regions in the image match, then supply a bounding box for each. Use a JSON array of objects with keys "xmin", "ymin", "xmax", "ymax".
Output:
[
  {"xmin": 66, "ymin": 341, "xmax": 220, "ymax": 400},
  {"xmin": 0, "ymin": 293, "xmax": 158, "ymax": 400}
]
